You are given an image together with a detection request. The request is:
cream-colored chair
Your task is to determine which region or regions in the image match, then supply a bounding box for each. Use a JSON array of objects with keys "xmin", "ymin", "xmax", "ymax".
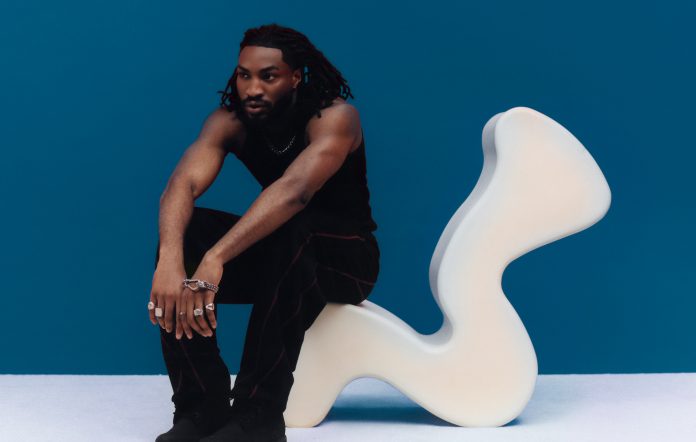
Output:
[{"xmin": 285, "ymin": 106, "xmax": 612, "ymax": 427}]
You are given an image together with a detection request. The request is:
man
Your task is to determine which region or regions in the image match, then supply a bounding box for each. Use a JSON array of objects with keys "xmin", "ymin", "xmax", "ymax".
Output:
[{"xmin": 148, "ymin": 23, "xmax": 380, "ymax": 442}]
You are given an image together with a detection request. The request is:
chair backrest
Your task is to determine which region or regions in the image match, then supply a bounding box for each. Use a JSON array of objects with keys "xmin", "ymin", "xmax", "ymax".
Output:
[{"xmin": 285, "ymin": 106, "xmax": 612, "ymax": 428}]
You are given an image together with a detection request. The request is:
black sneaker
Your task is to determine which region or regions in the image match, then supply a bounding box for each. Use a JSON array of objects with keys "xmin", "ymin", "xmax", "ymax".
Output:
[
  {"xmin": 156, "ymin": 405, "xmax": 233, "ymax": 442},
  {"xmin": 199, "ymin": 400, "xmax": 286, "ymax": 442},
  {"xmin": 155, "ymin": 409, "xmax": 207, "ymax": 442}
]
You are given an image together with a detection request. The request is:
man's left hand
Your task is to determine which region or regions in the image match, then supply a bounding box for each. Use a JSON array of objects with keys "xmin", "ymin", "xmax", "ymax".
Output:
[{"xmin": 178, "ymin": 254, "xmax": 223, "ymax": 340}]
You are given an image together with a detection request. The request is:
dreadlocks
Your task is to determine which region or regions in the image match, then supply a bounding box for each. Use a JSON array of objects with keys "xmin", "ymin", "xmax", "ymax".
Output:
[{"xmin": 217, "ymin": 23, "xmax": 354, "ymax": 122}]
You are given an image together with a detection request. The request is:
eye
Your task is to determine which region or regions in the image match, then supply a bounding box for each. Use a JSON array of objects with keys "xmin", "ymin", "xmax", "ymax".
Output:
[{"xmin": 262, "ymin": 74, "xmax": 276, "ymax": 81}]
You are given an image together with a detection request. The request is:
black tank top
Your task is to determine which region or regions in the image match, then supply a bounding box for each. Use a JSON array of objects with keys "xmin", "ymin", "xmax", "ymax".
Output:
[{"xmin": 230, "ymin": 118, "xmax": 378, "ymax": 234}]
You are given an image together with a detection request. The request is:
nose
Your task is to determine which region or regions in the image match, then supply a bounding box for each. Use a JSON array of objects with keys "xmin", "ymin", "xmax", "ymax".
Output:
[{"xmin": 245, "ymin": 79, "xmax": 264, "ymax": 100}]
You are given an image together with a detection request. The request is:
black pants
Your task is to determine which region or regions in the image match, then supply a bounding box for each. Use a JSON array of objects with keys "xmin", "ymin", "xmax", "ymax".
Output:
[{"xmin": 155, "ymin": 205, "xmax": 380, "ymax": 415}]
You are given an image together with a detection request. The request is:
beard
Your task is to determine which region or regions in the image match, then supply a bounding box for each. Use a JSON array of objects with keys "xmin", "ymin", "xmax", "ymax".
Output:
[{"xmin": 238, "ymin": 89, "xmax": 297, "ymax": 132}]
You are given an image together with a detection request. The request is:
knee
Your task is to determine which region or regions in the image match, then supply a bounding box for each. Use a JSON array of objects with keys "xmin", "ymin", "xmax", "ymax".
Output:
[
  {"xmin": 185, "ymin": 206, "xmax": 212, "ymax": 239},
  {"xmin": 182, "ymin": 206, "xmax": 221, "ymax": 252},
  {"xmin": 153, "ymin": 207, "xmax": 214, "ymax": 273},
  {"xmin": 156, "ymin": 206, "xmax": 241, "ymax": 271}
]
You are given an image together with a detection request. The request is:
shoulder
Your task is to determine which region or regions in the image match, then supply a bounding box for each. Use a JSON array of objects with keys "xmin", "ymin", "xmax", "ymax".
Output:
[
  {"xmin": 307, "ymin": 97, "xmax": 360, "ymax": 126},
  {"xmin": 306, "ymin": 98, "xmax": 362, "ymax": 150},
  {"xmin": 199, "ymin": 107, "xmax": 247, "ymax": 154}
]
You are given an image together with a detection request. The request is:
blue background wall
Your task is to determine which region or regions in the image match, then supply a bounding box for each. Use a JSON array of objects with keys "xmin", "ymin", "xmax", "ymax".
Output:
[{"xmin": 1, "ymin": 0, "xmax": 694, "ymax": 374}]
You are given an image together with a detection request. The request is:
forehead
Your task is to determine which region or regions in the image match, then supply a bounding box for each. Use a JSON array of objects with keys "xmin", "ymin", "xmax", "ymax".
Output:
[{"xmin": 237, "ymin": 46, "xmax": 289, "ymax": 70}]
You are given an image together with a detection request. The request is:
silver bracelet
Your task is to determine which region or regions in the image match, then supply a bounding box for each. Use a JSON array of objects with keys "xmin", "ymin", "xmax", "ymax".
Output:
[{"xmin": 182, "ymin": 278, "xmax": 220, "ymax": 293}]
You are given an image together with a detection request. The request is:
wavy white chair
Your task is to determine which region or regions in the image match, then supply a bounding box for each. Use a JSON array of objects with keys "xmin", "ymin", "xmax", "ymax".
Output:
[{"xmin": 284, "ymin": 106, "xmax": 612, "ymax": 427}]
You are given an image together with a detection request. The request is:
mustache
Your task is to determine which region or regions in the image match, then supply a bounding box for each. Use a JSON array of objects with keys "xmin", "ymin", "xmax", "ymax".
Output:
[{"xmin": 243, "ymin": 99, "xmax": 270, "ymax": 107}]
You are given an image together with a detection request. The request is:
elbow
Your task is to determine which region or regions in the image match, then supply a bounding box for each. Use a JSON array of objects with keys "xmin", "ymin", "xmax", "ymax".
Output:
[
  {"xmin": 283, "ymin": 175, "xmax": 314, "ymax": 206},
  {"xmin": 298, "ymin": 189, "xmax": 313, "ymax": 206},
  {"xmin": 159, "ymin": 187, "xmax": 171, "ymax": 204},
  {"xmin": 295, "ymin": 185, "xmax": 314, "ymax": 206},
  {"xmin": 160, "ymin": 178, "xmax": 196, "ymax": 203}
]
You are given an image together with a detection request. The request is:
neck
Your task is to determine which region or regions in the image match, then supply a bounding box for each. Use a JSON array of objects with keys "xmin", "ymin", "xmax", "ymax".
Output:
[
  {"xmin": 262, "ymin": 114, "xmax": 295, "ymax": 136},
  {"xmin": 246, "ymin": 103, "xmax": 301, "ymax": 137}
]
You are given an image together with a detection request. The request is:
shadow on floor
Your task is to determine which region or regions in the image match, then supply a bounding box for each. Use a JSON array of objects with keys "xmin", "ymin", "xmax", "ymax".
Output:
[{"xmin": 324, "ymin": 404, "xmax": 523, "ymax": 427}]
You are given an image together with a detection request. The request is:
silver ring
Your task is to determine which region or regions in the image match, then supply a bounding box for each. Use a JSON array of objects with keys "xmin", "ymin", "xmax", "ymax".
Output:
[
  {"xmin": 148, "ymin": 301, "xmax": 155, "ymax": 310},
  {"xmin": 205, "ymin": 303, "xmax": 215, "ymax": 311},
  {"xmin": 155, "ymin": 307, "xmax": 163, "ymax": 318},
  {"xmin": 179, "ymin": 311, "xmax": 185, "ymax": 316},
  {"xmin": 193, "ymin": 308, "xmax": 204, "ymax": 317}
]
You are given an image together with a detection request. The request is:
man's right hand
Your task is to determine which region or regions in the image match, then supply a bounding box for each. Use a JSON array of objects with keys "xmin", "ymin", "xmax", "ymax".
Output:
[{"xmin": 149, "ymin": 262, "xmax": 187, "ymax": 334}]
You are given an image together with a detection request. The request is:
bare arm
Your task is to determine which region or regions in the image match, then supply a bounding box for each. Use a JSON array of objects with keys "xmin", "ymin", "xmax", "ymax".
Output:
[{"xmin": 157, "ymin": 107, "xmax": 240, "ymax": 268}]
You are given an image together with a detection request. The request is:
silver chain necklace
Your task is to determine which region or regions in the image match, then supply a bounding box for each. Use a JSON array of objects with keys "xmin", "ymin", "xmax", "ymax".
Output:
[{"xmin": 262, "ymin": 132, "xmax": 296, "ymax": 155}]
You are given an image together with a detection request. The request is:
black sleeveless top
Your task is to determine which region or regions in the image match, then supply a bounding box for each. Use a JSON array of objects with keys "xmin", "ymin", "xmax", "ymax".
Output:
[{"xmin": 230, "ymin": 117, "xmax": 378, "ymax": 234}]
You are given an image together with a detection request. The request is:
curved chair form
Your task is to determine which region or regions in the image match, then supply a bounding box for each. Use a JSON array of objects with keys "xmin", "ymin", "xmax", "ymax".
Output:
[{"xmin": 284, "ymin": 106, "xmax": 612, "ymax": 427}]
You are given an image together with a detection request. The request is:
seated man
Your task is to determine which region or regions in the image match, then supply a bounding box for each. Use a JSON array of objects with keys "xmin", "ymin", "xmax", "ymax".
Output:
[{"xmin": 148, "ymin": 23, "xmax": 380, "ymax": 442}]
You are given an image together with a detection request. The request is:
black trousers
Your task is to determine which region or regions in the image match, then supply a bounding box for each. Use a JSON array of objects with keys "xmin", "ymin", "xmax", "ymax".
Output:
[{"xmin": 155, "ymin": 205, "xmax": 380, "ymax": 415}]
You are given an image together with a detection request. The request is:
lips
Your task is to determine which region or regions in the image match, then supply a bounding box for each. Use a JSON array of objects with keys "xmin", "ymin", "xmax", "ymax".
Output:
[{"xmin": 245, "ymin": 103, "xmax": 267, "ymax": 114}]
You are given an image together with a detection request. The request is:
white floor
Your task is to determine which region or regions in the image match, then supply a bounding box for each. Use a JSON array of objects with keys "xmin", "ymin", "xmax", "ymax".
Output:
[{"xmin": 0, "ymin": 373, "xmax": 694, "ymax": 442}]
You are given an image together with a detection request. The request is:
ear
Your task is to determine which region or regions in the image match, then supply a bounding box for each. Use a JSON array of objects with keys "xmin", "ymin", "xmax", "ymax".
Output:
[{"xmin": 292, "ymin": 68, "xmax": 302, "ymax": 88}]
